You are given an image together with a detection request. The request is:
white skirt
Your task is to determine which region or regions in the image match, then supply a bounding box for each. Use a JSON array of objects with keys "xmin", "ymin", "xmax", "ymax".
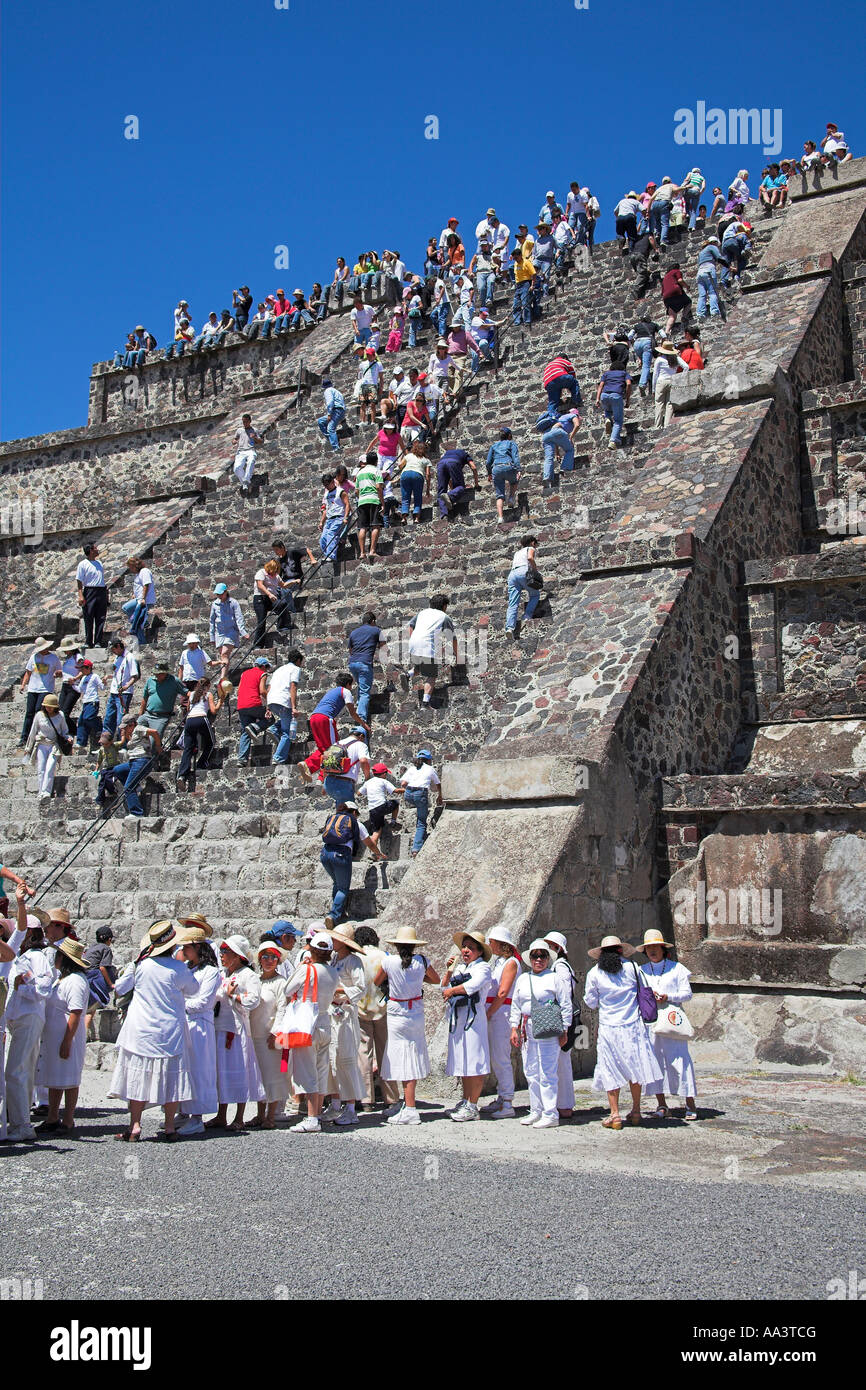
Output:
[
  {"xmin": 382, "ymin": 1004, "xmax": 429, "ymax": 1082},
  {"xmin": 445, "ymin": 1005, "xmax": 490, "ymax": 1078},
  {"xmin": 109, "ymin": 1048, "xmax": 193, "ymax": 1105},
  {"xmin": 645, "ymin": 1033, "xmax": 697, "ymax": 1097},
  {"xmin": 252, "ymin": 1033, "xmax": 291, "ymax": 1104},
  {"xmin": 216, "ymin": 1026, "xmax": 265, "ymax": 1103},
  {"xmin": 181, "ymin": 1016, "xmax": 218, "ymax": 1116},
  {"xmin": 591, "ymin": 1020, "xmax": 664, "ymax": 1091}
]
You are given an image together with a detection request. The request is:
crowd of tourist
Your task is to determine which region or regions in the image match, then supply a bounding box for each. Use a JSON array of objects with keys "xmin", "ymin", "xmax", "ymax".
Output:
[{"xmin": 0, "ymin": 876, "xmax": 699, "ymax": 1140}]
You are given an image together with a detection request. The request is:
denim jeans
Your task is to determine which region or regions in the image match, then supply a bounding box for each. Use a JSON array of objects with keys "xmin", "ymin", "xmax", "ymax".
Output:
[
  {"xmin": 573, "ymin": 210, "xmax": 589, "ymax": 246},
  {"xmin": 237, "ymin": 706, "xmax": 266, "ymax": 762},
  {"xmin": 19, "ymin": 691, "xmax": 46, "ymax": 745},
  {"xmin": 632, "ymin": 337, "xmax": 653, "ymax": 388},
  {"xmin": 506, "ymin": 573, "xmax": 540, "ymax": 631},
  {"xmin": 615, "ymin": 214, "xmax": 638, "ymax": 246},
  {"xmin": 542, "ymin": 426, "xmax": 574, "ymax": 480},
  {"xmin": 76, "ymin": 701, "xmax": 101, "ymax": 748},
  {"xmin": 102, "ymin": 691, "xmax": 131, "ymax": 736},
  {"xmin": 354, "ymin": 325, "xmax": 372, "ymax": 345},
  {"xmin": 431, "ymin": 303, "xmax": 448, "ymax": 337},
  {"xmin": 401, "ymin": 474, "xmax": 423, "ymax": 516},
  {"xmin": 122, "ymin": 598, "xmax": 150, "ymax": 642},
  {"xmin": 320, "ymin": 846, "xmax": 353, "ymax": 919},
  {"xmin": 319, "ymin": 516, "xmax": 344, "ymax": 561},
  {"xmin": 408, "ymin": 314, "xmax": 421, "ymax": 347},
  {"xmin": 348, "ymin": 660, "xmax": 374, "ymax": 720},
  {"xmin": 324, "ymin": 774, "xmax": 355, "ymax": 805},
  {"xmin": 696, "ymin": 271, "xmax": 722, "ymax": 317},
  {"xmin": 600, "ymin": 391, "xmax": 624, "ymax": 443},
  {"xmin": 403, "ymin": 787, "xmax": 429, "ymax": 853},
  {"xmin": 684, "ymin": 189, "xmax": 701, "ymax": 228},
  {"xmin": 317, "ymin": 406, "xmax": 345, "ymax": 451},
  {"xmin": 649, "ymin": 202, "xmax": 671, "ymax": 243},
  {"xmin": 112, "ymin": 756, "xmax": 150, "ymax": 816},
  {"xmin": 268, "ymin": 703, "xmax": 296, "ymax": 764},
  {"xmin": 124, "ymin": 349, "xmax": 146, "ymax": 368},
  {"xmin": 546, "ymin": 374, "xmax": 580, "ymax": 411},
  {"xmin": 476, "ymin": 271, "xmax": 496, "ymax": 307},
  {"xmin": 512, "ymin": 280, "xmax": 532, "ymax": 325}
]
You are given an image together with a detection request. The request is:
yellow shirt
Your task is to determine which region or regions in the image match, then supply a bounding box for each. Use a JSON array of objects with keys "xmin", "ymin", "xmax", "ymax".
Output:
[{"xmin": 515, "ymin": 248, "xmax": 536, "ymax": 283}]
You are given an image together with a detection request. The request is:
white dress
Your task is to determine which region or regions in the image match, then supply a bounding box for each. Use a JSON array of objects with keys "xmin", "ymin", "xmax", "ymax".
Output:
[
  {"xmin": 180, "ymin": 963, "xmax": 220, "ymax": 1116},
  {"xmin": 214, "ymin": 965, "xmax": 265, "ymax": 1104},
  {"xmin": 250, "ymin": 975, "xmax": 290, "ymax": 1104},
  {"xmin": 486, "ymin": 954, "xmax": 521, "ymax": 1101},
  {"xmin": 35, "ymin": 971, "xmax": 89, "ymax": 1090},
  {"xmin": 583, "ymin": 962, "xmax": 664, "ymax": 1091},
  {"xmin": 641, "ymin": 958, "xmax": 697, "ymax": 1097},
  {"xmin": 551, "ymin": 956, "xmax": 577, "ymax": 1109},
  {"xmin": 110, "ymin": 955, "xmax": 199, "ymax": 1104},
  {"xmin": 329, "ymin": 954, "xmax": 365, "ymax": 1101},
  {"xmin": 380, "ymin": 954, "xmax": 430, "ymax": 1082},
  {"xmin": 445, "ymin": 957, "xmax": 492, "ymax": 1078},
  {"xmin": 274, "ymin": 961, "xmax": 339, "ymax": 1096},
  {"xmin": 510, "ymin": 970, "xmax": 574, "ymax": 1122}
]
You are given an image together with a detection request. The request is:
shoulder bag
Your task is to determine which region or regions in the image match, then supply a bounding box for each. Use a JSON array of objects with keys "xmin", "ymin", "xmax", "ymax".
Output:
[
  {"xmin": 632, "ymin": 962, "xmax": 659, "ymax": 1023},
  {"xmin": 529, "ymin": 975, "xmax": 564, "ymax": 1040}
]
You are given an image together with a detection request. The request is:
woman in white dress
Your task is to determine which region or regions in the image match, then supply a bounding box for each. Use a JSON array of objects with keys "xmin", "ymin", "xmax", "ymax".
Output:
[
  {"xmin": 207, "ymin": 934, "xmax": 265, "ymax": 1132},
  {"xmin": 249, "ymin": 941, "xmax": 289, "ymax": 1128},
  {"xmin": 110, "ymin": 920, "xmax": 200, "ymax": 1142},
  {"xmin": 482, "ymin": 925, "xmax": 522, "ymax": 1119},
  {"xmin": 176, "ymin": 932, "xmax": 221, "ymax": 1137},
  {"xmin": 638, "ymin": 929, "xmax": 698, "ymax": 1120},
  {"xmin": 322, "ymin": 924, "xmax": 367, "ymax": 1129},
  {"xmin": 374, "ymin": 925, "xmax": 440, "ymax": 1126},
  {"xmin": 509, "ymin": 938, "xmax": 573, "ymax": 1129},
  {"xmin": 273, "ymin": 931, "xmax": 340, "ymax": 1134},
  {"xmin": 543, "ymin": 930, "xmax": 577, "ymax": 1117},
  {"xmin": 24, "ymin": 694, "xmax": 70, "ymax": 800},
  {"xmin": 442, "ymin": 930, "xmax": 493, "ymax": 1123},
  {"xmin": 583, "ymin": 934, "xmax": 663, "ymax": 1129},
  {"xmin": 34, "ymin": 938, "xmax": 90, "ymax": 1133}
]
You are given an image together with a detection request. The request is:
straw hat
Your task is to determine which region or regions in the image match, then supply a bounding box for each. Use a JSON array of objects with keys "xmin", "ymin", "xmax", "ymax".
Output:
[
  {"xmin": 329, "ymin": 922, "xmax": 364, "ymax": 954},
  {"xmin": 45, "ymin": 908, "xmax": 71, "ymax": 927},
  {"xmin": 656, "ymin": 339, "xmax": 678, "ymax": 356},
  {"xmin": 56, "ymin": 938, "xmax": 87, "ymax": 969},
  {"xmin": 33, "ymin": 638, "xmax": 55, "ymax": 654},
  {"xmin": 639, "ymin": 928, "xmax": 674, "ymax": 952},
  {"xmin": 256, "ymin": 940, "xmax": 287, "ymax": 962},
  {"xmin": 59, "ymin": 635, "xmax": 82, "ymax": 652},
  {"xmin": 220, "ymin": 933, "xmax": 253, "ymax": 963},
  {"xmin": 218, "ymin": 680, "xmax": 233, "ymax": 697},
  {"xmin": 140, "ymin": 920, "xmax": 187, "ymax": 958},
  {"xmin": 451, "ymin": 929, "xmax": 492, "ymax": 962},
  {"xmin": 385, "ymin": 925, "xmax": 429, "ymax": 948},
  {"xmin": 521, "ymin": 937, "xmax": 553, "ymax": 969},
  {"xmin": 588, "ymin": 934, "xmax": 636, "ymax": 960},
  {"xmin": 177, "ymin": 913, "xmax": 213, "ymax": 937},
  {"xmin": 41, "ymin": 695, "xmax": 61, "ymax": 711},
  {"xmin": 487, "ymin": 925, "xmax": 518, "ymax": 948},
  {"xmin": 180, "ymin": 927, "xmax": 208, "ymax": 945}
]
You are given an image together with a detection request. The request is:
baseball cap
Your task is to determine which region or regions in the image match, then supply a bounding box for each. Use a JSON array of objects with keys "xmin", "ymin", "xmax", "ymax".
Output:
[
  {"xmin": 254, "ymin": 657, "xmax": 271, "ymax": 668},
  {"xmin": 309, "ymin": 932, "xmax": 333, "ymax": 951},
  {"xmin": 80, "ymin": 659, "xmax": 93, "ymax": 670},
  {"xmin": 447, "ymin": 216, "xmax": 459, "ymax": 225},
  {"xmin": 272, "ymin": 918, "xmax": 302, "ymax": 939},
  {"xmin": 415, "ymin": 749, "xmax": 433, "ymax": 761},
  {"xmin": 213, "ymin": 583, "xmax": 228, "ymax": 595},
  {"xmin": 352, "ymin": 725, "xmax": 367, "ymax": 736},
  {"xmin": 371, "ymin": 762, "xmax": 389, "ymax": 776},
  {"xmin": 365, "ymin": 348, "xmax": 376, "ymax": 356},
  {"xmin": 340, "ymin": 801, "xmax": 359, "ymax": 812},
  {"xmin": 546, "ymin": 190, "xmax": 555, "ymax": 198}
]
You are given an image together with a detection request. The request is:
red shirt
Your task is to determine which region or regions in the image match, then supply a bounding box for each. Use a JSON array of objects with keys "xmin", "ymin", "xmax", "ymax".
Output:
[
  {"xmin": 543, "ymin": 357, "xmax": 575, "ymax": 387},
  {"xmin": 662, "ymin": 269, "xmax": 684, "ymax": 298},
  {"xmin": 273, "ymin": 296, "xmax": 289, "ymax": 315},
  {"xmin": 237, "ymin": 667, "xmax": 265, "ymax": 710},
  {"xmin": 680, "ymin": 346, "xmax": 704, "ymax": 370}
]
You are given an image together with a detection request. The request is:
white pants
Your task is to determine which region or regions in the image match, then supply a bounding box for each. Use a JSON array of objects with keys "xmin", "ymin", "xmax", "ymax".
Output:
[
  {"xmin": 36, "ymin": 744, "xmax": 59, "ymax": 797},
  {"xmin": 234, "ymin": 449, "xmax": 257, "ymax": 486},
  {"xmin": 328, "ymin": 1009, "xmax": 365, "ymax": 1101},
  {"xmin": 0, "ymin": 1024, "xmax": 6, "ymax": 1140},
  {"xmin": 557, "ymin": 1044, "xmax": 575, "ymax": 1110},
  {"xmin": 6, "ymin": 1013, "xmax": 44, "ymax": 1128},
  {"xmin": 488, "ymin": 1008, "xmax": 515, "ymax": 1101},
  {"xmin": 290, "ymin": 1029, "xmax": 331, "ymax": 1096},
  {"xmin": 523, "ymin": 1037, "xmax": 561, "ymax": 1121}
]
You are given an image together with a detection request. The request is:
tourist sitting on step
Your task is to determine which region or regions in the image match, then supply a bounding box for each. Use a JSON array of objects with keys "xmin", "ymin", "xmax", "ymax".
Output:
[
  {"xmin": 176, "ymin": 676, "xmax": 226, "ymax": 787},
  {"xmin": 436, "ymin": 445, "xmax": 478, "ymax": 519},
  {"xmin": 506, "ymin": 535, "xmax": 543, "ymax": 638},
  {"xmin": 759, "ymin": 163, "xmax": 789, "ymax": 215},
  {"xmin": 252, "ymin": 561, "xmax": 294, "ymax": 647},
  {"xmin": 309, "ymin": 282, "xmax": 327, "ymax": 323},
  {"xmin": 209, "ymin": 583, "xmax": 249, "ymax": 684},
  {"xmin": 245, "ymin": 300, "xmax": 274, "ymax": 340},
  {"xmin": 271, "ymin": 537, "xmax": 315, "ymax": 601},
  {"xmin": 470, "ymin": 308, "xmax": 499, "ymax": 369},
  {"xmin": 318, "ymin": 472, "xmax": 351, "ymax": 561},
  {"xmin": 407, "ymin": 595, "xmax": 457, "ymax": 707},
  {"xmin": 192, "ymin": 312, "xmax": 223, "ymax": 353},
  {"xmin": 164, "ymin": 318, "xmax": 194, "ymax": 358},
  {"xmin": 331, "ymin": 257, "xmax": 350, "ymax": 308},
  {"xmin": 268, "ymin": 289, "xmax": 293, "ymax": 336},
  {"xmin": 820, "ymin": 122, "xmax": 852, "ymax": 165},
  {"xmin": 399, "ymin": 392, "xmax": 431, "ymax": 447}
]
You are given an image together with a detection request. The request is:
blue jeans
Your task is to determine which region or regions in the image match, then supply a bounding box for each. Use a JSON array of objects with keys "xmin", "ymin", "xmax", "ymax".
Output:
[
  {"xmin": 401, "ymin": 473, "xmax": 423, "ymax": 516},
  {"xmin": 476, "ymin": 271, "xmax": 496, "ymax": 307},
  {"xmin": 696, "ymin": 271, "xmax": 722, "ymax": 317},
  {"xmin": 632, "ymin": 337, "xmax": 653, "ymax": 388},
  {"xmin": 320, "ymin": 847, "xmax": 353, "ymax": 919},
  {"xmin": 124, "ymin": 349, "xmax": 146, "ymax": 368},
  {"xmin": 431, "ymin": 303, "xmax": 448, "ymax": 337},
  {"xmin": 319, "ymin": 516, "xmax": 344, "ymax": 560},
  {"xmin": 165, "ymin": 340, "xmax": 186, "ymax": 359},
  {"xmin": 403, "ymin": 787, "xmax": 430, "ymax": 854},
  {"xmin": 684, "ymin": 189, "xmax": 701, "ymax": 228},
  {"xmin": 354, "ymin": 325, "xmax": 372, "ymax": 345},
  {"xmin": 317, "ymin": 406, "xmax": 345, "ymax": 451},
  {"xmin": 546, "ymin": 374, "xmax": 580, "ymax": 411},
  {"xmin": 512, "ymin": 280, "xmax": 531, "ymax": 325},
  {"xmin": 600, "ymin": 391, "xmax": 624, "ymax": 443},
  {"xmin": 542, "ymin": 426, "xmax": 574, "ymax": 480},
  {"xmin": 102, "ymin": 692, "xmax": 131, "ymax": 736},
  {"xmin": 649, "ymin": 202, "xmax": 670, "ymax": 243},
  {"xmin": 348, "ymin": 660, "xmax": 374, "ymax": 720},
  {"xmin": 507, "ymin": 573, "xmax": 539, "ymax": 631},
  {"xmin": 572, "ymin": 210, "xmax": 589, "ymax": 246},
  {"xmin": 113, "ymin": 756, "xmax": 150, "ymax": 816},
  {"xmin": 408, "ymin": 314, "xmax": 421, "ymax": 347},
  {"xmin": 268, "ymin": 703, "xmax": 296, "ymax": 764},
  {"xmin": 122, "ymin": 598, "xmax": 150, "ymax": 642},
  {"xmin": 324, "ymin": 774, "xmax": 355, "ymax": 806},
  {"xmin": 76, "ymin": 701, "xmax": 101, "ymax": 748}
]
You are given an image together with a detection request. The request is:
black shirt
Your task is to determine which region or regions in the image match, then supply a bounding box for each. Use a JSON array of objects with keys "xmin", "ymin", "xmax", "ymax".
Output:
[
  {"xmin": 275, "ymin": 549, "xmax": 305, "ymax": 582},
  {"xmin": 609, "ymin": 342, "xmax": 629, "ymax": 368}
]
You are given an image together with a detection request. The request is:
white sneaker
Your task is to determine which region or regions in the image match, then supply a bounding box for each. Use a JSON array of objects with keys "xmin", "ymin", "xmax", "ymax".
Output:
[
  {"xmin": 176, "ymin": 1118, "xmax": 205, "ymax": 1136},
  {"xmin": 449, "ymin": 1099, "xmax": 469, "ymax": 1116},
  {"xmin": 290, "ymin": 1116, "xmax": 322, "ymax": 1133},
  {"xmin": 520, "ymin": 1112, "xmax": 542, "ymax": 1126},
  {"xmin": 451, "ymin": 1102, "xmax": 479, "ymax": 1123},
  {"xmin": 390, "ymin": 1106, "xmax": 421, "ymax": 1125},
  {"xmin": 5, "ymin": 1125, "xmax": 37, "ymax": 1142},
  {"xmin": 493, "ymin": 1102, "xmax": 516, "ymax": 1119},
  {"xmin": 481, "ymin": 1097, "xmax": 504, "ymax": 1114},
  {"xmin": 532, "ymin": 1116, "xmax": 559, "ymax": 1128},
  {"xmin": 320, "ymin": 1103, "xmax": 343, "ymax": 1123},
  {"xmin": 382, "ymin": 1102, "xmax": 403, "ymax": 1120},
  {"xmin": 334, "ymin": 1109, "xmax": 358, "ymax": 1127}
]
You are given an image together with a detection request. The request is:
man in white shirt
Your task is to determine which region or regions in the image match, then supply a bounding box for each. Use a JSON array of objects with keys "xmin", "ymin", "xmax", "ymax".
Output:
[
  {"xmin": 430, "ymin": 276, "xmax": 451, "ymax": 338},
  {"xmin": 103, "ymin": 636, "xmax": 140, "ymax": 736},
  {"xmin": 474, "ymin": 208, "xmax": 510, "ymax": 255},
  {"xmin": 267, "ymin": 650, "xmax": 304, "ymax": 766},
  {"xmin": 438, "ymin": 216, "xmax": 460, "ymax": 251},
  {"xmin": 17, "ymin": 638, "xmax": 61, "ymax": 748},
  {"xmin": 387, "ymin": 366, "xmax": 415, "ymax": 428},
  {"xmin": 76, "ymin": 543, "xmax": 109, "ymax": 648},
  {"xmin": 177, "ymin": 633, "xmax": 211, "ymax": 690},
  {"xmin": 123, "ymin": 556, "xmax": 155, "ymax": 646},
  {"xmin": 233, "ymin": 413, "xmax": 264, "ymax": 495},
  {"xmin": 400, "ymin": 750, "xmax": 443, "ymax": 856},
  {"xmin": 350, "ymin": 295, "xmax": 375, "ymax": 345},
  {"xmin": 407, "ymin": 594, "xmax": 459, "ymax": 706},
  {"xmin": 74, "ymin": 659, "xmax": 106, "ymax": 751}
]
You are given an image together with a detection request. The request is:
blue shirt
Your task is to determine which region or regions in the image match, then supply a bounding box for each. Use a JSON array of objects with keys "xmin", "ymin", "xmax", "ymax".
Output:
[
  {"xmin": 348, "ymin": 624, "xmax": 382, "ymax": 666},
  {"xmin": 438, "ymin": 449, "xmax": 472, "ymax": 489},
  {"xmin": 600, "ymin": 369, "xmax": 629, "ymax": 397},
  {"xmin": 485, "ymin": 439, "xmax": 520, "ymax": 473},
  {"xmin": 314, "ymin": 686, "xmax": 351, "ymax": 719}
]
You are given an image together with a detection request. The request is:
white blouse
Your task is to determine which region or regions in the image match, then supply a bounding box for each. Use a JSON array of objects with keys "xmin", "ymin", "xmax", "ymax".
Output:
[
  {"xmin": 583, "ymin": 962, "xmax": 648, "ymax": 1027},
  {"xmin": 640, "ymin": 957, "xmax": 692, "ymax": 1005},
  {"xmin": 509, "ymin": 969, "xmax": 573, "ymax": 1029},
  {"xmin": 118, "ymin": 956, "xmax": 199, "ymax": 1057}
]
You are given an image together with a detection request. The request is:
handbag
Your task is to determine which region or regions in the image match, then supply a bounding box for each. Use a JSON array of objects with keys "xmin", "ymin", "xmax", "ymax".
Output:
[
  {"xmin": 652, "ymin": 1003, "xmax": 694, "ymax": 1040},
  {"xmin": 525, "ymin": 568, "xmax": 544, "ymax": 591},
  {"xmin": 49, "ymin": 717, "xmax": 74, "ymax": 757},
  {"xmin": 274, "ymin": 964, "xmax": 319, "ymax": 1059},
  {"xmin": 632, "ymin": 962, "xmax": 658, "ymax": 1023},
  {"xmin": 529, "ymin": 976, "xmax": 564, "ymax": 1040}
]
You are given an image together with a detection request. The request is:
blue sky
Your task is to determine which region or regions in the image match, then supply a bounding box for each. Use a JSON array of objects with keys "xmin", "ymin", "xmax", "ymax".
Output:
[{"xmin": 2, "ymin": 0, "xmax": 864, "ymax": 442}]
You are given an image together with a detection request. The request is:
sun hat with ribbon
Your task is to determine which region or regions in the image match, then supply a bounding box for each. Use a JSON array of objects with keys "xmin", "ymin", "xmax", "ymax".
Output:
[
  {"xmin": 588, "ymin": 934, "xmax": 636, "ymax": 960},
  {"xmin": 256, "ymin": 940, "xmax": 287, "ymax": 962},
  {"xmin": 177, "ymin": 913, "xmax": 213, "ymax": 937},
  {"xmin": 139, "ymin": 920, "xmax": 188, "ymax": 958},
  {"xmin": 56, "ymin": 938, "xmax": 87, "ymax": 970},
  {"xmin": 328, "ymin": 922, "xmax": 364, "ymax": 954},
  {"xmin": 220, "ymin": 934, "xmax": 253, "ymax": 963},
  {"xmin": 638, "ymin": 929, "xmax": 674, "ymax": 952},
  {"xmin": 451, "ymin": 929, "xmax": 492, "ymax": 961},
  {"xmin": 385, "ymin": 925, "xmax": 429, "ymax": 948}
]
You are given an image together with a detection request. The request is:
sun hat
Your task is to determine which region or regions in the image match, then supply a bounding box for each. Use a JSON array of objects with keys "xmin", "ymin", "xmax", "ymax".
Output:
[
  {"xmin": 656, "ymin": 339, "xmax": 678, "ymax": 355},
  {"xmin": 45, "ymin": 908, "xmax": 71, "ymax": 927},
  {"xmin": 639, "ymin": 928, "xmax": 674, "ymax": 951},
  {"xmin": 41, "ymin": 695, "xmax": 61, "ymax": 710},
  {"xmin": 56, "ymin": 938, "xmax": 87, "ymax": 969},
  {"xmin": 185, "ymin": 633, "xmax": 200, "ymax": 644},
  {"xmin": 521, "ymin": 937, "xmax": 553, "ymax": 968},
  {"xmin": 627, "ymin": 191, "xmax": 639, "ymax": 199},
  {"xmin": 213, "ymin": 583, "xmax": 228, "ymax": 595},
  {"xmin": 588, "ymin": 934, "xmax": 636, "ymax": 960},
  {"xmin": 220, "ymin": 933, "xmax": 253, "ymax": 962},
  {"xmin": 385, "ymin": 925, "xmax": 429, "ymax": 948},
  {"xmin": 543, "ymin": 930, "xmax": 568, "ymax": 956},
  {"xmin": 329, "ymin": 922, "xmax": 364, "ymax": 954},
  {"xmin": 59, "ymin": 635, "xmax": 81, "ymax": 652},
  {"xmin": 546, "ymin": 189, "xmax": 555, "ymax": 198},
  {"xmin": 33, "ymin": 638, "xmax": 54, "ymax": 654},
  {"xmin": 141, "ymin": 920, "xmax": 188, "ymax": 958},
  {"xmin": 486, "ymin": 207, "xmax": 496, "ymax": 217},
  {"xmin": 436, "ymin": 339, "xmax": 449, "ymax": 348},
  {"xmin": 488, "ymin": 925, "xmax": 518, "ymax": 948},
  {"xmin": 178, "ymin": 927, "xmax": 209, "ymax": 946},
  {"xmin": 218, "ymin": 679, "xmax": 233, "ymax": 696},
  {"xmin": 309, "ymin": 931, "xmax": 333, "ymax": 952},
  {"xmin": 451, "ymin": 929, "xmax": 492, "ymax": 961},
  {"xmin": 371, "ymin": 762, "xmax": 390, "ymax": 776},
  {"xmin": 256, "ymin": 940, "xmax": 287, "ymax": 962}
]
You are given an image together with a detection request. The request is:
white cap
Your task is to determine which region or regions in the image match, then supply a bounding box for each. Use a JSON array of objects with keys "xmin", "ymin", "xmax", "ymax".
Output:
[
  {"xmin": 309, "ymin": 932, "xmax": 333, "ymax": 951},
  {"xmin": 543, "ymin": 930, "xmax": 568, "ymax": 955},
  {"xmin": 186, "ymin": 633, "xmax": 200, "ymax": 644},
  {"xmin": 546, "ymin": 190, "xmax": 555, "ymax": 198},
  {"xmin": 488, "ymin": 925, "xmax": 518, "ymax": 947}
]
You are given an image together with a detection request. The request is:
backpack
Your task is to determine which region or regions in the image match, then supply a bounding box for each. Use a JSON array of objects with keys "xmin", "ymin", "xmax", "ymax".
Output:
[{"xmin": 321, "ymin": 744, "xmax": 350, "ymax": 775}]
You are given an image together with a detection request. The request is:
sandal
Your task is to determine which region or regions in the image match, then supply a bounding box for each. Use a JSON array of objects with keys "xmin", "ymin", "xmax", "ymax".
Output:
[
  {"xmin": 114, "ymin": 1130, "xmax": 141, "ymax": 1143},
  {"xmin": 626, "ymin": 1112, "xmax": 642, "ymax": 1126},
  {"xmin": 653, "ymin": 1106, "xmax": 669, "ymax": 1119},
  {"xmin": 35, "ymin": 1120, "xmax": 62, "ymax": 1133},
  {"xmin": 204, "ymin": 1117, "xmax": 227, "ymax": 1130},
  {"xmin": 246, "ymin": 1117, "xmax": 264, "ymax": 1129},
  {"xmin": 154, "ymin": 1130, "xmax": 180, "ymax": 1143},
  {"xmin": 602, "ymin": 1117, "xmax": 623, "ymax": 1130},
  {"xmin": 229, "ymin": 1120, "xmax": 246, "ymax": 1132}
]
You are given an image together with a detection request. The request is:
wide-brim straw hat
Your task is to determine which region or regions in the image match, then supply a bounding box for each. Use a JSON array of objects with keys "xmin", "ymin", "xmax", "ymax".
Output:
[
  {"xmin": 385, "ymin": 925, "xmax": 428, "ymax": 948},
  {"xmin": 56, "ymin": 938, "xmax": 87, "ymax": 969},
  {"xmin": 177, "ymin": 914, "xmax": 213, "ymax": 937},
  {"xmin": 33, "ymin": 638, "xmax": 55, "ymax": 654},
  {"xmin": 329, "ymin": 923, "xmax": 364, "ymax": 953},
  {"xmin": 256, "ymin": 941, "xmax": 287, "ymax": 962},
  {"xmin": 45, "ymin": 908, "xmax": 71, "ymax": 927},
  {"xmin": 588, "ymin": 934, "xmax": 636, "ymax": 960},
  {"xmin": 41, "ymin": 696, "xmax": 61, "ymax": 710},
  {"xmin": 179, "ymin": 927, "xmax": 208, "ymax": 945},
  {"xmin": 220, "ymin": 933, "xmax": 253, "ymax": 963},
  {"xmin": 59, "ymin": 636, "xmax": 81, "ymax": 652},
  {"xmin": 140, "ymin": 920, "xmax": 187, "ymax": 958},
  {"xmin": 521, "ymin": 937, "xmax": 553, "ymax": 969},
  {"xmin": 452, "ymin": 929, "xmax": 492, "ymax": 962},
  {"xmin": 639, "ymin": 929, "xmax": 674, "ymax": 952},
  {"xmin": 656, "ymin": 339, "xmax": 678, "ymax": 356}
]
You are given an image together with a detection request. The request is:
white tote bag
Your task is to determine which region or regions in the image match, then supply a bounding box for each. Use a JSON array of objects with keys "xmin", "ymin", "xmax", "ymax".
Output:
[{"xmin": 652, "ymin": 1003, "xmax": 694, "ymax": 1040}]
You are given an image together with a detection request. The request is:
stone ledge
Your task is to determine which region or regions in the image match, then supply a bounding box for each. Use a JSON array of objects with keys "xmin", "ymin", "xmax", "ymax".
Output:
[
  {"xmin": 801, "ymin": 379, "xmax": 866, "ymax": 412},
  {"xmin": 754, "ymin": 691, "xmax": 866, "ymax": 722},
  {"xmin": 670, "ymin": 362, "xmax": 787, "ymax": 412},
  {"xmin": 743, "ymin": 542, "xmax": 866, "ymax": 586},
  {"xmin": 442, "ymin": 755, "xmax": 592, "ymax": 805},
  {"xmin": 787, "ymin": 155, "xmax": 866, "ymax": 202},
  {"xmin": 662, "ymin": 770, "xmax": 866, "ymax": 812},
  {"xmin": 681, "ymin": 941, "xmax": 866, "ymax": 992},
  {"xmin": 577, "ymin": 532, "xmax": 694, "ymax": 575},
  {"xmin": 742, "ymin": 252, "xmax": 834, "ymax": 291}
]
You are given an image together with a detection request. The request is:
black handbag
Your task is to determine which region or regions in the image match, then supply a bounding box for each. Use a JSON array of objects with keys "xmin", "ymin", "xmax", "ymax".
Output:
[
  {"xmin": 526, "ymin": 569, "xmax": 544, "ymax": 590},
  {"xmin": 50, "ymin": 716, "xmax": 74, "ymax": 757}
]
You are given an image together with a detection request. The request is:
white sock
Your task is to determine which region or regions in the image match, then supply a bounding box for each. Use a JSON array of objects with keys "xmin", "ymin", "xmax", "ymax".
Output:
[{"xmin": 343, "ymin": 1102, "xmax": 355, "ymax": 1115}]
